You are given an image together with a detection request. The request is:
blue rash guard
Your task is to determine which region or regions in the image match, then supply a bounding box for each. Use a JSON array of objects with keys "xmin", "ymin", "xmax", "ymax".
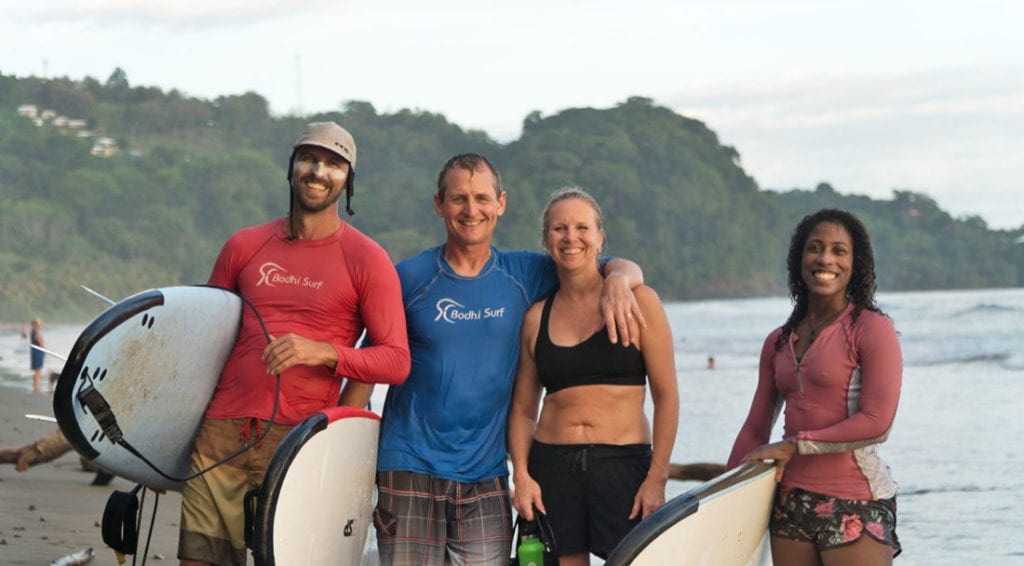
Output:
[{"xmin": 377, "ymin": 245, "xmax": 559, "ymax": 482}]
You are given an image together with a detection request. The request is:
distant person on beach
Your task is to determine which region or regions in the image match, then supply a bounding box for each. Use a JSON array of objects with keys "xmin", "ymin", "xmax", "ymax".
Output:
[
  {"xmin": 29, "ymin": 318, "xmax": 44, "ymax": 393},
  {"xmin": 508, "ymin": 187, "xmax": 679, "ymax": 564},
  {"xmin": 370, "ymin": 156, "xmax": 645, "ymax": 565},
  {"xmin": 707, "ymin": 355, "xmax": 715, "ymax": 370},
  {"xmin": 178, "ymin": 122, "xmax": 410, "ymax": 566},
  {"xmin": 728, "ymin": 208, "xmax": 903, "ymax": 565}
]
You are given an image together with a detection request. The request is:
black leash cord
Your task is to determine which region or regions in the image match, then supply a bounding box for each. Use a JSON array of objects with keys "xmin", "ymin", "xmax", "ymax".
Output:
[
  {"xmin": 115, "ymin": 373, "xmax": 280, "ymax": 484},
  {"xmin": 108, "ymin": 291, "xmax": 282, "ymax": 484},
  {"xmin": 134, "ymin": 488, "xmax": 158, "ymax": 566},
  {"xmin": 102, "ymin": 291, "xmax": 285, "ymax": 566}
]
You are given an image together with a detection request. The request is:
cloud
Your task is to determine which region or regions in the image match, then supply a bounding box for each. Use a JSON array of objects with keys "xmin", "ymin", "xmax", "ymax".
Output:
[
  {"xmin": 8, "ymin": 0, "xmax": 342, "ymax": 28},
  {"xmin": 661, "ymin": 66, "xmax": 1024, "ymax": 229}
]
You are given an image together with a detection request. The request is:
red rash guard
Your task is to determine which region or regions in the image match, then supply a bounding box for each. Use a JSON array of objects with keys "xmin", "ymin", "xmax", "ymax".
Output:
[{"xmin": 205, "ymin": 218, "xmax": 409, "ymax": 425}]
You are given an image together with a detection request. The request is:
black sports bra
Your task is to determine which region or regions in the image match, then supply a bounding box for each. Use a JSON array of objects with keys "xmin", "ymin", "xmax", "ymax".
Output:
[{"xmin": 534, "ymin": 293, "xmax": 647, "ymax": 394}]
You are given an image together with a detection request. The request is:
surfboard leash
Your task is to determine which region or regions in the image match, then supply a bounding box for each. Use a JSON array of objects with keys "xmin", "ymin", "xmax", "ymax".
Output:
[
  {"xmin": 78, "ymin": 290, "xmax": 284, "ymax": 485},
  {"xmin": 77, "ymin": 377, "xmax": 281, "ymax": 485},
  {"xmin": 100, "ymin": 371, "xmax": 281, "ymax": 485},
  {"xmin": 94, "ymin": 290, "xmax": 284, "ymax": 565},
  {"xmin": 101, "ymin": 482, "xmax": 158, "ymax": 566}
]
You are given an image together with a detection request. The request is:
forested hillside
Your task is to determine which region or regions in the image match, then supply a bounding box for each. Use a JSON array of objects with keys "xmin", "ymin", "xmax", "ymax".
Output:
[{"xmin": 1, "ymin": 70, "xmax": 1021, "ymax": 321}]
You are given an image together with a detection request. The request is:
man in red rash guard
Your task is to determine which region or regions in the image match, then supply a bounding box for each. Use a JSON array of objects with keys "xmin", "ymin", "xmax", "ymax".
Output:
[{"xmin": 178, "ymin": 122, "xmax": 410, "ymax": 566}]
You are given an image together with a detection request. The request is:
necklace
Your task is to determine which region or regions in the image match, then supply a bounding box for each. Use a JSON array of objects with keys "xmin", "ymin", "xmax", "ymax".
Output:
[{"xmin": 804, "ymin": 302, "xmax": 848, "ymax": 345}]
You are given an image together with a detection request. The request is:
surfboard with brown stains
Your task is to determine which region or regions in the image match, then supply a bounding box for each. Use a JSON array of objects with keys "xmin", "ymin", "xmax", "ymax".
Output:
[{"xmin": 53, "ymin": 286, "xmax": 241, "ymax": 491}]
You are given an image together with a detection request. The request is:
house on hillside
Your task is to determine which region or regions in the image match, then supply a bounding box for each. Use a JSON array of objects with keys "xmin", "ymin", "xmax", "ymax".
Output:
[
  {"xmin": 17, "ymin": 103, "xmax": 113, "ymax": 154},
  {"xmin": 17, "ymin": 104, "xmax": 44, "ymax": 126},
  {"xmin": 91, "ymin": 137, "xmax": 118, "ymax": 157}
]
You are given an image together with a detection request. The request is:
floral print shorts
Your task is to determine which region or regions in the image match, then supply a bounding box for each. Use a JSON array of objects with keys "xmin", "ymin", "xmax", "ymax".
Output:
[{"xmin": 770, "ymin": 487, "xmax": 902, "ymax": 556}]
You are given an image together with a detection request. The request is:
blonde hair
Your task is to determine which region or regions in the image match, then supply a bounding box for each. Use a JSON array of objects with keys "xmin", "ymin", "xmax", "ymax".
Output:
[{"xmin": 540, "ymin": 186, "xmax": 605, "ymax": 245}]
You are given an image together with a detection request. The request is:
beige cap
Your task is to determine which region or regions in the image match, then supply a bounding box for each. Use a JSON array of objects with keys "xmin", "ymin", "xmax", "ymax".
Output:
[{"xmin": 292, "ymin": 122, "xmax": 357, "ymax": 170}]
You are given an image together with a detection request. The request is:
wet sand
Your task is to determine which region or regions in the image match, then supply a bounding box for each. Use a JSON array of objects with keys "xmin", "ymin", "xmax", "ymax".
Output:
[{"xmin": 0, "ymin": 386, "xmax": 182, "ymax": 565}]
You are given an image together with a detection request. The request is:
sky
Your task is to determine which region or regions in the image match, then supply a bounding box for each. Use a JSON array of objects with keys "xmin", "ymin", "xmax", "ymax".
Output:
[{"xmin": 2, "ymin": 0, "xmax": 1022, "ymax": 229}]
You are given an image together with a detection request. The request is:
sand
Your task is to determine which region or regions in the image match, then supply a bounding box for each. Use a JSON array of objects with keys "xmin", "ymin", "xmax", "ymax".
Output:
[{"xmin": 0, "ymin": 386, "xmax": 182, "ymax": 565}]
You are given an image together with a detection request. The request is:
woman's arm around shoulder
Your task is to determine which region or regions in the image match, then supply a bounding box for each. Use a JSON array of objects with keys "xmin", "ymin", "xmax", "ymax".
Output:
[{"xmin": 600, "ymin": 258, "xmax": 646, "ymax": 346}]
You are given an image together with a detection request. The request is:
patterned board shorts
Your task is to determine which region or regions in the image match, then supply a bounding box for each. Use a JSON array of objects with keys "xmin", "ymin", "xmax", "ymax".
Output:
[
  {"xmin": 178, "ymin": 417, "xmax": 294, "ymax": 566},
  {"xmin": 770, "ymin": 487, "xmax": 902, "ymax": 556},
  {"xmin": 374, "ymin": 470, "xmax": 513, "ymax": 566}
]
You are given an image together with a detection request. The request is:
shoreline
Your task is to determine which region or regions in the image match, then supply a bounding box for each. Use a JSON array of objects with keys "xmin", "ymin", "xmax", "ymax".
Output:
[{"xmin": 0, "ymin": 384, "xmax": 183, "ymax": 565}]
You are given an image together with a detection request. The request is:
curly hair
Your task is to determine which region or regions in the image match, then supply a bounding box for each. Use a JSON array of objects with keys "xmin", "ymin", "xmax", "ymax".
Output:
[{"xmin": 775, "ymin": 208, "xmax": 882, "ymax": 351}]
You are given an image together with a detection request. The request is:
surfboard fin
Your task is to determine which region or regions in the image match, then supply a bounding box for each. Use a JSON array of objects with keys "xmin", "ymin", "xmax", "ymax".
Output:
[{"xmin": 80, "ymin": 284, "xmax": 116, "ymax": 306}]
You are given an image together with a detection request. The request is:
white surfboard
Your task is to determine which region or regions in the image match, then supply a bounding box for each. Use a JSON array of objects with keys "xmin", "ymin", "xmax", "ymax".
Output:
[
  {"xmin": 53, "ymin": 286, "xmax": 242, "ymax": 492},
  {"xmin": 249, "ymin": 406, "xmax": 380, "ymax": 566},
  {"xmin": 605, "ymin": 461, "xmax": 777, "ymax": 566}
]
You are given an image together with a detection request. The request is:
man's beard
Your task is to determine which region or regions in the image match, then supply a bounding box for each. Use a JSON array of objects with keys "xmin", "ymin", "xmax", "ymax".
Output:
[{"xmin": 292, "ymin": 176, "xmax": 342, "ymax": 213}]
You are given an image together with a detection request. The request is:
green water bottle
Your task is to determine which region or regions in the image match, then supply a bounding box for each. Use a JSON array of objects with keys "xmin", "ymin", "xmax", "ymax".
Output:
[{"xmin": 517, "ymin": 533, "xmax": 544, "ymax": 566}]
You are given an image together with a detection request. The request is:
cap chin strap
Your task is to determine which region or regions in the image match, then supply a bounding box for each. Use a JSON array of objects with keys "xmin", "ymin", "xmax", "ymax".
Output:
[
  {"xmin": 287, "ymin": 152, "xmax": 298, "ymax": 239},
  {"xmin": 287, "ymin": 203, "xmax": 296, "ymax": 240},
  {"xmin": 344, "ymin": 170, "xmax": 355, "ymax": 216}
]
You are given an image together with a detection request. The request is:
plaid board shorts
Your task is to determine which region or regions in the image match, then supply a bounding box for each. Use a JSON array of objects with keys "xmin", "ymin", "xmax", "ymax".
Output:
[
  {"xmin": 771, "ymin": 487, "xmax": 902, "ymax": 557},
  {"xmin": 178, "ymin": 417, "xmax": 293, "ymax": 566},
  {"xmin": 374, "ymin": 470, "xmax": 513, "ymax": 566}
]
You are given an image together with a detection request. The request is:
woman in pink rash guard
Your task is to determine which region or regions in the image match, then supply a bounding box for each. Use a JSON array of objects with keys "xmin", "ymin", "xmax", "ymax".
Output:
[{"xmin": 729, "ymin": 209, "xmax": 903, "ymax": 565}]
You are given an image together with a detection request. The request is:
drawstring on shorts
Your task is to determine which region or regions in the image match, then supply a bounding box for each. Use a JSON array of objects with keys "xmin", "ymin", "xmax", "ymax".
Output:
[
  {"xmin": 239, "ymin": 418, "xmax": 263, "ymax": 448},
  {"xmin": 571, "ymin": 446, "xmax": 591, "ymax": 473}
]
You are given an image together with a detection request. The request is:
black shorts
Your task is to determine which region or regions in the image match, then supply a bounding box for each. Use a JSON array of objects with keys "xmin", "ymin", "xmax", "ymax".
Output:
[{"xmin": 527, "ymin": 441, "xmax": 651, "ymax": 558}]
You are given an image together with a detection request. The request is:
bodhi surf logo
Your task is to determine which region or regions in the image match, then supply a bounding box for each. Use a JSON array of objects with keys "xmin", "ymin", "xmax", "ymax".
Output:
[
  {"xmin": 434, "ymin": 298, "xmax": 506, "ymax": 323},
  {"xmin": 257, "ymin": 262, "xmax": 325, "ymax": 290}
]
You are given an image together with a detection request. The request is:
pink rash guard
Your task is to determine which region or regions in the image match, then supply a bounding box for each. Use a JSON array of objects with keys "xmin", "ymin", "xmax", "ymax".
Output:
[
  {"xmin": 728, "ymin": 304, "xmax": 902, "ymax": 500},
  {"xmin": 204, "ymin": 218, "xmax": 410, "ymax": 425}
]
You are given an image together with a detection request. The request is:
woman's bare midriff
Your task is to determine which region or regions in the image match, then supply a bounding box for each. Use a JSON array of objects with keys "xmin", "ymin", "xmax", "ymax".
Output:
[{"xmin": 534, "ymin": 384, "xmax": 650, "ymax": 445}]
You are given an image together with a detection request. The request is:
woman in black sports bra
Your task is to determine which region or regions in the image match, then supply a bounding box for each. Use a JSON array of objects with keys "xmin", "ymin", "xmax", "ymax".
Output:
[{"xmin": 508, "ymin": 187, "xmax": 680, "ymax": 565}]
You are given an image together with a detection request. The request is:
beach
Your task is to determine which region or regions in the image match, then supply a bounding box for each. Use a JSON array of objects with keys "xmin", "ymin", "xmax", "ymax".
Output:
[
  {"xmin": 1, "ymin": 287, "xmax": 1022, "ymax": 565},
  {"xmin": 0, "ymin": 386, "xmax": 182, "ymax": 565}
]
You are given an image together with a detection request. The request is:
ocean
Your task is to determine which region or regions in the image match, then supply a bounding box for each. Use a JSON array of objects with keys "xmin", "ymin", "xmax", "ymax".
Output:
[{"xmin": 2, "ymin": 287, "xmax": 1022, "ymax": 564}]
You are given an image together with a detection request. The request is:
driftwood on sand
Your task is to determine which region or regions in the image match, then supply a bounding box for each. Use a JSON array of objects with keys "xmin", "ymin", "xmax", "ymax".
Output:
[
  {"xmin": 667, "ymin": 462, "xmax": 726, "ymax": 482},
  {"xmin": 0, "ymin": 428, "xmax": 114, "ymax": 485},
  {"xmin": 0, "ymin": 428, "xmax": 71, "ymax": 471}
]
